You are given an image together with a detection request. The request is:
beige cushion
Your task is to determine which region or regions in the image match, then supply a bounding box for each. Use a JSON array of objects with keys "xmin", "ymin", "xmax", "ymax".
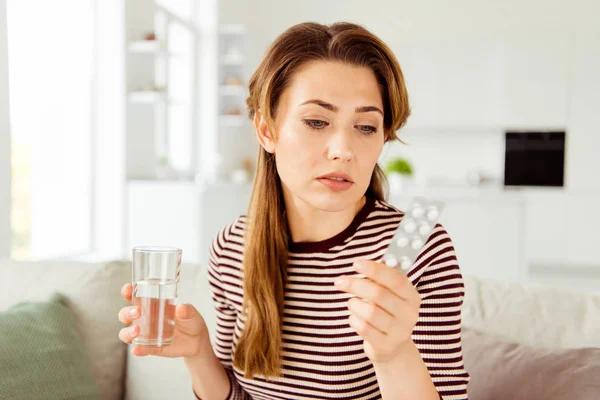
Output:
[
  {"xmin": 0, "ymin": 259, "xmax": 130, "ymax": 400},
  {"xmin": 462, "ymin": 275, "xmax": 600, "ymax": 349},
  {"xmin": 463, "ymin": 328, "xmax": 600, "ymax": 400}
]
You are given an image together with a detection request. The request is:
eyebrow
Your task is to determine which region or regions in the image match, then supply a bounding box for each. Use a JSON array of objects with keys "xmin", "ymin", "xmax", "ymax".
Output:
[{"xmin": 299, "ymin": 99, "xmax": 384, "ymax": 117}]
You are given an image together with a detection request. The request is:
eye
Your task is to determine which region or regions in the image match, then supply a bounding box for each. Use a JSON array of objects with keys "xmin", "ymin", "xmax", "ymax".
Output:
[
  {"xmin": 302, "ymin": 119, "xmax": 329, "ymax": 130},
  {"xmin": 357, "ymin": 125, "xmax": 378, "ymax": 135}
]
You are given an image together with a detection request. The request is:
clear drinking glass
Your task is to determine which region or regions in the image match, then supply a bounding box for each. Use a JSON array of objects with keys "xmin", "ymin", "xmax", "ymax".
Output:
[{"xmin": 131, "ymin": 246, "xmax": 182, "ymax": 347}]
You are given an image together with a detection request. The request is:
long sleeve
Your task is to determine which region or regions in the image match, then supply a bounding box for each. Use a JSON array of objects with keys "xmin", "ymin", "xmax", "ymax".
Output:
[
  {"xmin": 409, "ymin": 224, "xmax": 471, "ymax": 400},
  {"xmin": 206, "ymin": 225, "xmax": 252, "ymax": 400}
]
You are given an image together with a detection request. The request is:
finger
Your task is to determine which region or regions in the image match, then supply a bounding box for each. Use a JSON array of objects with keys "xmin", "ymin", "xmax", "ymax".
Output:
[
  {"xmin": 353, "ymin": 260, "xmax": 419, "ymax": 304},
  {"xmin": 121, "ymin": 283, "xmax": 133, "ymax": 303},
  {"xmin": 347, "ymin": 297, "xmax": 394, "ymax": 335},
  {"xmin": 118, "ymin": 305, "xmax": 140, "ymax": 324},
  {"xmin": 348, "ymin": 312, "xmax": 387, "ymax": 344},
  {"xmin": 131, "ymin": 345, "xmax": 165, "ymax": 357},
  {"xmin": 335, "ymin": 275, "xmax": 399, "ymax": 316},
  {"xmin": 118, "ymin": 325, "xmax": 138, "ymax": 344}
]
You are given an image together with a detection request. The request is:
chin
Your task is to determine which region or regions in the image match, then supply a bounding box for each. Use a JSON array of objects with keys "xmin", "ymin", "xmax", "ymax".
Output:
[{"xmin": 307, "ymin": 188, "xmax": 362, "ymax": 212}]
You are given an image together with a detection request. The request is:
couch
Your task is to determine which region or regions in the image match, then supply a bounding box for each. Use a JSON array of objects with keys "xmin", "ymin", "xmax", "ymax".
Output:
[{"xmin": 0, "ymin": 258, "xmax": 599, "ymax": 400}]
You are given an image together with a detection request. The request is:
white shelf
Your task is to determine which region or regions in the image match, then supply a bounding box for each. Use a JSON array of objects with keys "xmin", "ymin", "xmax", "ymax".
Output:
[
  {"xmin": 128, "ymin": 91, "xmax": 169, "ymax": 104},
  {"xmin": 128, "ymin": 40, "xmax": 161, "ymax": 53},
  {"xmin": 219, "ymin": 85, "xmax": 246, "ymax": 96},
  {"xmin": 127, "ymin": 40, "xmax": 178, "ymax": 58},
  {"xmin": 219, "ymin": 115, "xmax": 246, "ymax": 127},
  {"xmin": 126, "ymin": 177, "xmax": 194, "ymax": 184},
  {"xmin": 128, "ymin": 40, "xmax": 162, "ymax": 52}
]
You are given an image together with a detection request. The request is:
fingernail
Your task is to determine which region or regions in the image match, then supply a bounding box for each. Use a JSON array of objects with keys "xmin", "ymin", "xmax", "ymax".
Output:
[
  {"xmin": 334, "ymin": 278, "xmax": 347, "ymax": 288},
  {"xmin": 130, "ymin": 326, "xmax": 137, "ymax": 334},
  {"xmin": 353, "ymin": 260, "xmax": 367, "ymax": 271},
  {"xmin": 130, "ymin": 308, "xmax": 138, "ymax": 317}
]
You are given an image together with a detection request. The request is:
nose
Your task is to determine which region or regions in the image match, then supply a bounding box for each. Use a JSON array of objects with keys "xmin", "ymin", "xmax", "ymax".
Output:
[{"xmin": 327, "ymin": 129, "xmax": 354, "ymax": 162}]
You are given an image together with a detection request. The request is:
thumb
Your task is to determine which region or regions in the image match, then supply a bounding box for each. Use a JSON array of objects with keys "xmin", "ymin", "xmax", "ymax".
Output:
[
  {"xmin": 176, "ymin": 303, "xmax": 200, "ymax": 321},
  {"xmin": 175, "ymin": 303, "xmax": 205, "ymax": 337}
]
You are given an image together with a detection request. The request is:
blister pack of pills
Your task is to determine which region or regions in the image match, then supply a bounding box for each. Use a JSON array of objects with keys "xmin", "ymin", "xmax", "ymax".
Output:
[{"xmin": 381, "ymin": 197, "xmax": 445, "ymax": 273}]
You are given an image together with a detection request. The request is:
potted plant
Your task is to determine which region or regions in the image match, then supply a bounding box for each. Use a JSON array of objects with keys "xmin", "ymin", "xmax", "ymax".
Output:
[
  {"xmin": 156, "ymin": 155, "xmax": 171, "ymax": 180},
  {"xmin": 384, "ymin": 157, "xmax": 414, "ymax": 194}
]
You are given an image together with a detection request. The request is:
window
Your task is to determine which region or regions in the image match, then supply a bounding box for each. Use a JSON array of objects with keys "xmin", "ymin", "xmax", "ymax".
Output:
[{"xmin": 7, "ymin": 0, "xmax": 95, "ymax": 260}]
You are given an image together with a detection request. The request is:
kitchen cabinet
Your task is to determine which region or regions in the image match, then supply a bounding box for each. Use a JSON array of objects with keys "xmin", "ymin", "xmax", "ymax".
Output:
[
  {"xmin": 565, "ymin": 27, "xmax": 600, "ymax": 190},
  {"xmin": 401, "ymin": 27, "xmax": 571, "ymax": 129},
  {"xmin": 522, "ymin": 190, "xmax": 568, "ymax": 266},
  {"xmin": 565, "ymin": 193, "xmax": 600, "ymax": 266},
  {"xmin": 433, "ymin": 34, "xmax": 505, "ymax": 128},
  {"xmin": 502, "ymin": 28, "xmax": 571, "ymax": 129},
  {"xmin": 401, "ymin": 34, "xmax": 504, "ymax": 128},
  {"xmin": 520, "ymin": 189, "xmax": 600, "ymax": 269}
]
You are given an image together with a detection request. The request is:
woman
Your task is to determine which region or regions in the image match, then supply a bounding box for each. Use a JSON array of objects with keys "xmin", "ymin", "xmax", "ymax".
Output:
[{"xmin": 118, "ymin": 22, "xmax": 470, "ymax": 399}]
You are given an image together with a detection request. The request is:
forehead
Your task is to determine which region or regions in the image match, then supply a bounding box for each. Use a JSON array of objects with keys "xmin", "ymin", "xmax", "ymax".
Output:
[{"xmin": 283, "ymin": 60, "xmax": 383, "ymax": 111}]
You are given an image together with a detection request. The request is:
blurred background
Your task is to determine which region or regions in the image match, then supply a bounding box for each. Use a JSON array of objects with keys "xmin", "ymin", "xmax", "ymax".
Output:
[{"xmin": 1, "ymin": 0, "xmax": 599, "ymax": 291}]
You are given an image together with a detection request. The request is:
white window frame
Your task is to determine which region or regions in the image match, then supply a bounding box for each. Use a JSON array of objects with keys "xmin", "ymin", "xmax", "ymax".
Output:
[{"xmin": 0, "ymin": 0, "xmax": 11, "ymax": 260}]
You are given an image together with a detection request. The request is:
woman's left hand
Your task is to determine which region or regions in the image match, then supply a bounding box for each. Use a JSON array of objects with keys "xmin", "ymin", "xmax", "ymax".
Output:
[{"xmin": 334, "ymin": 259, "xmax": 421, "ymax": 364}]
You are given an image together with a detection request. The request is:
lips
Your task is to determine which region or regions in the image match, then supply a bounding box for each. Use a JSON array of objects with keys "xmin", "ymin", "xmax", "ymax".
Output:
[
  {"xmin": 316, "ymin": 172, "xmax": 354, "ymax": 192},
  {"xmin": 317, "ymin": 173, "xmax": 353, "ymax": 183}
]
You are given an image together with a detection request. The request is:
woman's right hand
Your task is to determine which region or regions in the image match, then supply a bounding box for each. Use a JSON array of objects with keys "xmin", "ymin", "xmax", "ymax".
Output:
[{"xmin": 117, "ymin": 283, "xmax": 210, "ymax": 357}]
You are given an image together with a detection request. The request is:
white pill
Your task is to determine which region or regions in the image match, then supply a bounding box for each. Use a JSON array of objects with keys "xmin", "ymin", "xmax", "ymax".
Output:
[
  {"xmin": 400, "ymin": 258, "xmax": 412, "ymax": 271},
  {"xmin": 395, "ymin": 236, "xmax": 409, "ymax": 248},
  {"xmin": 427, "ymin": 207, "xmax": 439, "ymax": 221},
  {"xmin": 412, "ymin": 206, "xmax": 425, "ymax": 218},
  {"xmin": 385, "ymin": 257, "xmax": 398, "ymax": 268},
  {"xmin": 404, "ymin": 221, "xmax": 416, "ymax": 233},
  {"xmin": 411, "ymin": 238, "xmax": 424, "ymax": 250},
  {"xmin": 418, "ymin": 223, "xmax": 431, "ymax": 236}
]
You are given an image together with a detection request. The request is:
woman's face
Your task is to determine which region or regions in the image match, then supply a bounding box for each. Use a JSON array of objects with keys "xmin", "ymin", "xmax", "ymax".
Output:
[{"xmin": 255, "ymin": 60, "xmax": 386, "ymax": 212}]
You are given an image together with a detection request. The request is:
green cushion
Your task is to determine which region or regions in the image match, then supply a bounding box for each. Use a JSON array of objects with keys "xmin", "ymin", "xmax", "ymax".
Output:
[{"xmin": 0, "ymin": 293, "xmax": 100, "ymax": 400}]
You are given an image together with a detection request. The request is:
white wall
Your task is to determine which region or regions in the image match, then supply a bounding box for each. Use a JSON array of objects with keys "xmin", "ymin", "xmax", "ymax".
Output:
[{"xmin": 0, "ymin": 0, "xmax": 11, "ymax": 260}]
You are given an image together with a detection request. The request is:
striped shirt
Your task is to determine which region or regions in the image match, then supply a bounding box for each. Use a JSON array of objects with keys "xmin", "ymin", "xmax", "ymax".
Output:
[{"xmin": 204, "ymin": 196, "xmax": 470, "ymax": 399}]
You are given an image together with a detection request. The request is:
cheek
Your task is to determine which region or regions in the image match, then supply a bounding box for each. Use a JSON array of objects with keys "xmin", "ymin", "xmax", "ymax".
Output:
[
  {"xmin": 359, "ymin": 140, "xmax": 384, "ymax": 171},
  {"xmin": 274, "ymin": 130, "xmax": 318, "ymax": 183}
]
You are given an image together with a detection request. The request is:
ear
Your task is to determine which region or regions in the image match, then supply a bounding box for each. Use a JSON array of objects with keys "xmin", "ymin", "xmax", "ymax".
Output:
[{"xmin": 253, "ymin": 111, "xmax": 276, "ymax": 153}]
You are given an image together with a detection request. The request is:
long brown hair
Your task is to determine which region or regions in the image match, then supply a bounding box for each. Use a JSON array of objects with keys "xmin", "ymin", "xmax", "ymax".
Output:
[{"xmin": 235, "ymin": 21, "xmax": 411, "ymax": 379}]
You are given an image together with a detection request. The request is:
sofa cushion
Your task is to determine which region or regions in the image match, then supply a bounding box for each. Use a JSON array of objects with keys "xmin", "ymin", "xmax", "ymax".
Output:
[
  {"xmin": 462, "ymin": 327, "xmax": 600, "ymax": 400},
  {"xmin": 462, "ymin": 275, "xmax": 600, "ymax": 349},
  {"xmin": 0, "ymin": 259, "xmax": 130, "ymax": 400},
  {"xmin": 0, "ymin": 293, "xmax": 100, "ymax": 400}
]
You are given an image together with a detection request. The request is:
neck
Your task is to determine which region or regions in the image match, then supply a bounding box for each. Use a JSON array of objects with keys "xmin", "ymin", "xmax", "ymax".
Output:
[{"xmin": 285, "ymin": 194, "xmax": 366, "ymax": 244}]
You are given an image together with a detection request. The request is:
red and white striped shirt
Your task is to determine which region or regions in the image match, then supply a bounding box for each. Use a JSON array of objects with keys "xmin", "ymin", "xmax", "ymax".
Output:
[{"xmin": 205, "ymin": 196, "xmax": 470, "ymax": 399}]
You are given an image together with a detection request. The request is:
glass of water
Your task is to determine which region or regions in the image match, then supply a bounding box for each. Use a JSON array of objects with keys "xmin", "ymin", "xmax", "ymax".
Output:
[{"xmin": 131, "ymin": 246, "xmax": 182, "ymax": 347}]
